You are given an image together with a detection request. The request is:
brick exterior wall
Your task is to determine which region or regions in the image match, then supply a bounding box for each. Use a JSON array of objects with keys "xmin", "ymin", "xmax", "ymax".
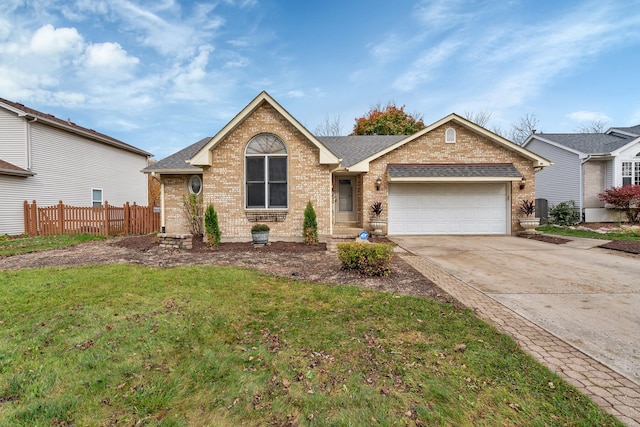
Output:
[
  {"xmin": 162, "ymin": 112, "xmax": 539, "ymax": 238},
  {"xmin": 363, "ymin": 123, "xmax": 537, "ymax": 234},
  {"xmin": 162, "ymin": 103, "xmax": 332, "ymax": 241},
  {"xmin": 583, "ymin": 161, "xmax": 606, "ymax": 208}
]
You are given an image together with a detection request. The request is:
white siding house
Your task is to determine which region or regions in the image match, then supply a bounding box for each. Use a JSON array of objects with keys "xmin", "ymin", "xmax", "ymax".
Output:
[
  {"xmin": 523, "ymin": 126, "xmax": 640, "ymax": 222},
  {"xmin": 0, "ymin": 98, "xmax": 151, "ymax": 235}
]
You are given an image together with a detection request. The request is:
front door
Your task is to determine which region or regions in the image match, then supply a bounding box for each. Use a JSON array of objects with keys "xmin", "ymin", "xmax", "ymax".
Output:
[{"xmin": 336, "ymin": 177, "xmax": 357, "ymax": 223}]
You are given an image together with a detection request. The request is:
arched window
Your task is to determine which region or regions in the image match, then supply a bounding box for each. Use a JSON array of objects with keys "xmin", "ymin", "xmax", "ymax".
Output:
[
  {"xmin": 245, "ymin": 134, "xmax": 288, "ymax": 209},
  {"xmin": 445, "ymin": 127, "xmax": 456, "ymax": 143}
]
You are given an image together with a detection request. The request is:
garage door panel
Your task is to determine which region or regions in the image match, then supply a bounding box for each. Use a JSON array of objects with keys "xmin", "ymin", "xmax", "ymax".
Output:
[{"xmin": 389, "ymin": 183, "xmax": 507, "ymax": 235}]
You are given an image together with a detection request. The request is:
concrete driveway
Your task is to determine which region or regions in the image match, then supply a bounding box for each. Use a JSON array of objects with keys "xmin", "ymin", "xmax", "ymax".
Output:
[{"xmin": 391, "ymin": 235, "xmax": 640, "ymax": 385}]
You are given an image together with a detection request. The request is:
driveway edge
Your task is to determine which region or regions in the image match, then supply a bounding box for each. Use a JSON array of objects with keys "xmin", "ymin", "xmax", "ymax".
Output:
[{"xmin": 400, "ymin": 253, "xmax": 640, "ymax": 427}]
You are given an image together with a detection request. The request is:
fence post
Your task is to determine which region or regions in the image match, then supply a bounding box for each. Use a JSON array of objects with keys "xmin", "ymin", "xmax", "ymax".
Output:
[
  {"xmin": 103, "ymin": 201, "xmax": 111, "ymax": 236},
  {"xmin": 57, "ymin": 200, "xmax": 65, "ymax": 234},
  {"xmin": 32, "ymin": 200, "xmax": 38, "ymax": 236},
  {"xmin": 124, "ymin": 202, "xmax": 130, "ymax": 234}
]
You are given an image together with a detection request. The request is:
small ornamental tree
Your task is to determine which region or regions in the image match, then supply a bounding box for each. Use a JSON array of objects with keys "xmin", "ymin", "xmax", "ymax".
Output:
[
  {"xmin": 182, "ymin": 193, "xmax": 203, "ymax": 236},
  {"xmin": 352, "ymin": 103, "xmax": 425, "ymax": 135},
  {"xmin": 303, "ymin": 200, "xmax": 318, "ymax": 244},
  {"xmin": 204, "ymin": 204, "xmax": 221, "ymax": 246},
  {"xmin": 598, "ymin": 185, "xmax": 640, "ymax": 223}
]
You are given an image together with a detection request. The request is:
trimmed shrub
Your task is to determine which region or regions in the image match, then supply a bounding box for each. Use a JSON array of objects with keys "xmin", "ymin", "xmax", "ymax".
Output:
[
  {"xmin": 251, "ymin": 223, "xmax": 270, "ymax": 232},
  {"xmin": 204, "ymin": 204, "xmax": 221, "ymax": 246},
  {"xmin": 337, "ymin": 242, "xmax": 394, "ymax": 276},
  {"xmin": 548, "ymin": 200, "xmax": 580, "ymax": 226},
  {"xmin": 303, "ymin": 201, "xmax": 318, "ymax": 244}
]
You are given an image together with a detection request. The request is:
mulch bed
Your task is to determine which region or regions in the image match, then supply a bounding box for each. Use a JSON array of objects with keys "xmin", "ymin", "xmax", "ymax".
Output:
[
  {"xmin": 598, "ymin": 240, "xmax": 640, "ymax": 254},
  {"xmin": 520, "ymin": 235, "xmax": 572, "ymax": 245}
]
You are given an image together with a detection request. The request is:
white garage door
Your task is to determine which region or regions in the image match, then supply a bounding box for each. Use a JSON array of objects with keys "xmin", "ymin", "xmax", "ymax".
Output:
[{"xmin": 388, "ymin": 183, "xmax": 508, "ymax": 235}]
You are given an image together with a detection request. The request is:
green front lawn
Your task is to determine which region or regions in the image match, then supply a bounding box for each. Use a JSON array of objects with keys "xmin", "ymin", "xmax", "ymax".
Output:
[
  {"xmin": 0, "ymin": 234, "xmax": 107, "ymax": 256},
  {"xmin": 0, "ymin": 264, "xmax": 622, "ymax": 426}
]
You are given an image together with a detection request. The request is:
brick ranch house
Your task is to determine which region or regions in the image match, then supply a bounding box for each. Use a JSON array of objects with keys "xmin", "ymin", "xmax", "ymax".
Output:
[{"xmin": 143, "ymin": 91, "xmax": 551, "ymax": 242}]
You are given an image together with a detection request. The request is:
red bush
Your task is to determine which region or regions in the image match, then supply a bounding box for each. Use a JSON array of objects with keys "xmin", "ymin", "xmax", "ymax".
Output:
[{"xmin": 598, "ymin": 185, "xmax": 640, "ymax": 223}]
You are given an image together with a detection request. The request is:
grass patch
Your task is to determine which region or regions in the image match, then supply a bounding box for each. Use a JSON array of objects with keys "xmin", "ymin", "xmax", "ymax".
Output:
[
  {"xmin": 0, "ymin": 234, "xmax": 107, "ymax": 256},
  {"xmin": 538, "ymin": 224, "xmax": 640, "ymax": 241},
  {"xmin": 0, "ymin": 265, "xmax": 623, "ymax": 426}
]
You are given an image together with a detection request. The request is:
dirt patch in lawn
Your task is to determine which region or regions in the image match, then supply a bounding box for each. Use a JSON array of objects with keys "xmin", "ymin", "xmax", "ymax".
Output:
[{"xmin": 0, "ymin": 235, "xmax": 460, "ymax": 307}]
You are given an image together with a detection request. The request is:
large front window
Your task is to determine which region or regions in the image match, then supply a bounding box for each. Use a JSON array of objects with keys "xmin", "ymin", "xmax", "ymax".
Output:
[
  {"xmin": 622, "ymin": 161, "xmax": 640, "ymax": 186},
  {"xmin": 245, "ymin": 134, "xmax": 287, "ymax": 209}
]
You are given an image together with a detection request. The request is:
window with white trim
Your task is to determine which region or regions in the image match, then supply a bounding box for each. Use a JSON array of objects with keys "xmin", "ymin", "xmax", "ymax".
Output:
[
  {"xmin": 92, "ymin": 188, "xmax": 103, "ymax": 207},
  {"xmin": 188, "ymin": 175, "xmax": 202, "ymax": 195},
  {"xmin": 622, "ymin": 156, "xmax": 640, "ymax": 186},
  {"xmin": 245, "ymin": 133, "xmax": 287, "ymax": 209},
  {"xmin": 445, "ymin": 127, "xmax": 456, "ymax": 143}
]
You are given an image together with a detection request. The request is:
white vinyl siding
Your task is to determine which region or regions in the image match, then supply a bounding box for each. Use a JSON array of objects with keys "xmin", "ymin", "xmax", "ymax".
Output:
[
  {"xmin": 0, "ymin": 116, "xmax": 148, "ymax": 235},
  {"xmin": 525, "ymin": 139, "xmax": 582, "ymax": 209},
  {"xmin": 388, "ymin": 183, "xmax": 508, "ymax": 235},
  {"xmin": 0, "ymin": 108, "xmax": 28, "ymax": 168}
]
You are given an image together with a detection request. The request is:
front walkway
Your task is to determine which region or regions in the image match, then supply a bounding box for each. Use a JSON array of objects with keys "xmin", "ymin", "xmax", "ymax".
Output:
[{"xmin": 398, "ymin": 251, "xmax": 640, "ymax": 427}]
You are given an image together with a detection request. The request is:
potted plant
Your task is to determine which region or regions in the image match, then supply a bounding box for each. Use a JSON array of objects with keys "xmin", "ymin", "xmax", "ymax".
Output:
[
  {"xmin": 251, "ymin": 223, "xmax": 270, "ymax": 245},
  {"xmin": 369, "ymin": 201, "xmax": 386, "ymax": 235},
  {"xmin": 518, "ymin": 199, "xmax": 540, "ymax": 235}
]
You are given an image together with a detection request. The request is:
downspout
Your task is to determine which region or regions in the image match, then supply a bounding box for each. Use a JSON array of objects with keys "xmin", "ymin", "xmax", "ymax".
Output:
[
  {"xmin": 580, "ymin": 155, "xmax": 590, "ymax": 221},
  {"xmin": 152, "ymin": 172, "xmax": 165, "ymax": 233}
]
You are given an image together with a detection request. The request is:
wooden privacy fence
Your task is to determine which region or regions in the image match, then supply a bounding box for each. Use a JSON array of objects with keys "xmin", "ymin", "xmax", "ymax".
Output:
[{"xmin": 24, "ymin": 200, "xmax": 160, "ymax": 237}]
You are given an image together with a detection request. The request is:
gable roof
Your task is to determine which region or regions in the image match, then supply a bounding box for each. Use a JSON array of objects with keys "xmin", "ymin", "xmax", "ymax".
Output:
[
  {"xmin": 0, "ymin": 97, "xmax": 151, "ymax": 157},
  {"xmin": 0, "ymin": 159, "xmax": 35, "ymax": 177},
  {"xmin": 189, "ymin": 91, "xmax": 340, "ymax": 167},
  {"xmin": 525, "ymin": 131, "xmax": 637, "ymax": 155},
  {"xmin": 142, "ymin": 137, "xmax": 210, "ymax": 174},
  {"xmin": 319, "ymin": 135, "xmax": 405, "ymax": 168},
  {"xmin": 345, "ymin": 113, "xmax": 551, "ymax": 172}
]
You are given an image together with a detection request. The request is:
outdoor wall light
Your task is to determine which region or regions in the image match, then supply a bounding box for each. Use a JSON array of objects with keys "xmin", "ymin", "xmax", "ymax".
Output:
[
  {"xmin": 375, "ymin": 176, "xmax": 382, "ymax": 191},
  {"xmin": 519, "ymin": 176, "xmax": 527, "ymax": 190}
]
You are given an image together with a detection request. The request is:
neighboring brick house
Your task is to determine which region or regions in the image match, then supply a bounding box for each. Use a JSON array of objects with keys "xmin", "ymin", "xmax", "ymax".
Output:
[
  {"xmin": 0, "ymin": 97, "xmax": 151, "ymax": 235},
  {"xmin": 144, "ymin": 91, "xmax": 550, "ymax": 241},
  {"xmin": 523, "ymin": 126, "xmax": 640, "ymax": 222}
]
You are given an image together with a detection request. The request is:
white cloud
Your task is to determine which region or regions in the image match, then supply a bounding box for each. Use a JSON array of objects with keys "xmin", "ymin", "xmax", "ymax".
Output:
[
  {"xmin": 567, "ymin": 111, "xmax": 612, "ymax": 123},
  {"xmin": 392, "ymin": 39, "xmax": 462, "ymax": 92},
  {"xmin": 30, "ymin": 24, "xmax": 84, "ymax": 56},
  {"xmin": 83, "ymin": 42, "xmax": 139, "ymax": 69},
  {"xmin": 287, "ymin": 90, "xmax": 304, "ymax": 98}
]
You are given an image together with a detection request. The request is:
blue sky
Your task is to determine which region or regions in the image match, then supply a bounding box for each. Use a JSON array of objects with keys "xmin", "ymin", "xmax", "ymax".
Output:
[{"xmin": 1, "ymin": 0, "xmax": 639, "ymax": 159}]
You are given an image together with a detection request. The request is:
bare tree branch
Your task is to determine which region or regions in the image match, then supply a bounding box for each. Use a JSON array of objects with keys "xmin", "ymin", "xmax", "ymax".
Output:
[
  {"xmin": 575, "ymin": 120, "xmax": 608, "ymax": 133},
  {"xmin": 509, "ymin": 112, "xmax": 540, "ymax": 145},
  {"xmin": 463, "ymin": 110, "xmax": 492, "ymax": 127},
  {"xmin": 314, "ymin": 114, "xmax": 342, "ymax": 136}
]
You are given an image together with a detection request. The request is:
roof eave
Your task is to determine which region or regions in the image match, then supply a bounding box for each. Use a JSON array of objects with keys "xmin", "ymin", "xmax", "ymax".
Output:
[
  {"xmin": 0, "ymin": 168, "xmax": 35, "ymax": 177},
  {"xmin": 387, "ymin": 176, "xmax": 523, "ymax": 183},
  {"xmin": 141, "ymin": 167, "xmax": 203, "ymax": 175}
]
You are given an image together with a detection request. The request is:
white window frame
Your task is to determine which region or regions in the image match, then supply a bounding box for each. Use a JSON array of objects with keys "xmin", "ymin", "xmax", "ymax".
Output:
[
  {"xmin": 245, "ymin": 133, "xmax": 288, "ymax": 209},
  {"xmin": 445, "ymin": 127, "xmax": 456, "ymax": 143},
  {"xmin": 92, "ymin": 188, "xmax": 103, "ymax": 207},
  {"xmin": 622, "ymin": 160, "xmax": 640, "ymax": 186},
  {"xmin": 188, "ymin": 175, "xmax": 202, "ymax": 195}
]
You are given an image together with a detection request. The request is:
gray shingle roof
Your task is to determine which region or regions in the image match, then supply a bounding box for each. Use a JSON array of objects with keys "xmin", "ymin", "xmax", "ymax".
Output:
[
  {"xmin": 537, "ymin": 133, "xmax": 634, "ymax": 154},
  {"xmin": 388, "ymin": 163, "xmax": 522, "ymax": 178},
  {"xmin": 610, "ymin": 125, "xmax": 640, "ymax": 136},
  {"xmin": 318, "ymin": 135, "xmax": 406, "ymax": 167},
  {"xmin": 143, "ymin": 137, "xmax": 211, "ymax": 172}
]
